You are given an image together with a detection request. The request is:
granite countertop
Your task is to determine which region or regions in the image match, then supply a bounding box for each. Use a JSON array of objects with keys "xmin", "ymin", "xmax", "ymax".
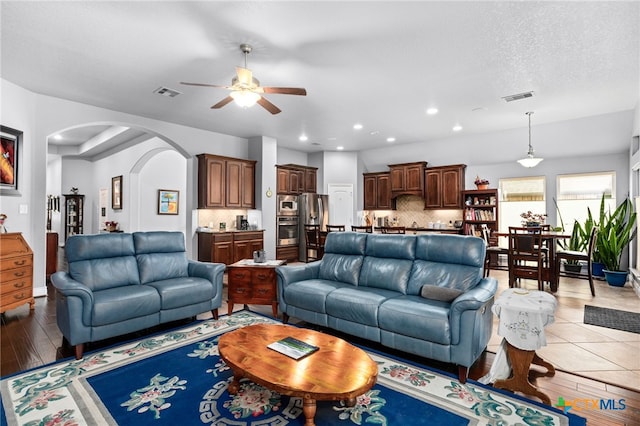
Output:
[{"xmin": 196, "ymin": 227, "xmax": 264, "ymax": 233}]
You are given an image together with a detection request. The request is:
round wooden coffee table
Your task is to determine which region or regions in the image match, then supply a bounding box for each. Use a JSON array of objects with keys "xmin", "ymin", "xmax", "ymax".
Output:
[{"xmin": 218, "ymin": 323, "xmax": 378, "ymax": 426}]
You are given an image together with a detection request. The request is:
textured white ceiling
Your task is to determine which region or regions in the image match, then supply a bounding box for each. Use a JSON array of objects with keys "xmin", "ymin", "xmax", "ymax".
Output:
[{"xmin": 2, "ymin": 1, "xmax": 638, "ymax": 154}]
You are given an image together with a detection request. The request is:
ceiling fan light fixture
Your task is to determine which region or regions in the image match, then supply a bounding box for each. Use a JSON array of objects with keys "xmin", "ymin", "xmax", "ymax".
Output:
[
  {"xmin": 230, "ymin": 90, "xmax": 261, "ymax": 108},
  {"xmin": 518, "ymin": 111, "xmax": 543, "ymax": 168}
]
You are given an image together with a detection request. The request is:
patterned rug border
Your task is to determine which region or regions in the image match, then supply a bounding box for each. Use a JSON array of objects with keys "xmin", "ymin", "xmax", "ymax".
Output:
[{"xmin": 1, "ymin": 311, "xmax": 584, "ymax": 426}]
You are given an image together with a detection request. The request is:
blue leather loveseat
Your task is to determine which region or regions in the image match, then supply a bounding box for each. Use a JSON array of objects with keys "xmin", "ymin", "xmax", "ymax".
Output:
[
  {"xmin": 51, "ymin": 231, "xmax": 225, "ymax": 359},
  {"xmin": 276, "ymin": 232, "xmax": 497, "ymax": 382}
]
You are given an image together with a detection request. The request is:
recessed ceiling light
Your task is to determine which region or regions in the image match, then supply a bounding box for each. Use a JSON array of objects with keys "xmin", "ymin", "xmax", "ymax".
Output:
[
  {"xmin": 426, "ymin": 108, "xmax": 439, "ymax": 115},
  {"xmin": 370, "ymin": 130, "xmax": 380, "ymax": 136},
  {"xmin": 53, "ymin": 134, "xmax": 62, "ymax": 140},
  {"xmin": 353, "ymin": 123, "xmax": 363, "ymax": 130},
  {"xmin": 299, "ymin": 134, "xmax": 308, "ymax": 142},
  {"xmin": 337, "ymin": 146, "xmax": 344, "ymax": 150},
  {"xmin": 386, "ymin": 137, "xmax": 396, "ymax": 143},
  {"xmin": 452, "ymin": 124, "xmax": 463, "ymax": 132}
]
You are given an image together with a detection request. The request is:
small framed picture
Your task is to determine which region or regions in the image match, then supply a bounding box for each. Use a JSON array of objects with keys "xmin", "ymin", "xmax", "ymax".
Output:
[
  {"xmin": 158, "ymin": 189, "xmax": 179, "ymax": 215},
  {"xmin": 112, "ymin": 175, "xmax": 123, "ymax": 210},
  {"xmin": 1, "ymin": 125, "xmax": 22, "ymax": 195}
]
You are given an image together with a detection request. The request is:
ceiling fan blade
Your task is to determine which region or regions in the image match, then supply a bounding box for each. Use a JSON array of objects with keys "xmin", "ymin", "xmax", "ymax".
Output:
[
  {"xmin": 211, "ymin": 96, "xmax": 234, "ymax": 109},
  {"xmin": 259, "ymin": 87, "xmax": 307, "ymax": 96},
  {"xmin": 180, "ymin": 81, "xmax": 232, "ymax": 89},
  {"xmin": 236, "ymin": 67, "xmax": 253, "ymax": 87},
  {"xmin": 257, "ymin": 97, "xmax": 281, "ymax": 115}
]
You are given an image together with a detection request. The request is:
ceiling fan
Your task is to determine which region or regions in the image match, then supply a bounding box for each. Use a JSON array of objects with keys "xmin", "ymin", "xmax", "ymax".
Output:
[{"xmin": 180, "ymin": 44, "xmax": 307, "ymax": 115}]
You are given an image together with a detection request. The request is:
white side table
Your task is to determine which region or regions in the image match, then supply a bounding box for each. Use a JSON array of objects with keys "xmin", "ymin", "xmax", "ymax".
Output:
[{"xmin": 482, "ymin": 288, "xmax": 557, "ymax": 404}]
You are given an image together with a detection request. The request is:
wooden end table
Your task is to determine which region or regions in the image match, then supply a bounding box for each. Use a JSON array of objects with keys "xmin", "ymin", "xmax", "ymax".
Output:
[
  {"xmin": 226, "ymin": 259, "xmax": 285, "ymax": 317},
  {"xmin": 218, "ymin": 324, "xmax": 378, "ymax": 426}
]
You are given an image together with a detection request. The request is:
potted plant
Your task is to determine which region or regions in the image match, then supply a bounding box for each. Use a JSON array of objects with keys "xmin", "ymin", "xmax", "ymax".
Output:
[
  {"xmin": 474, "ymin": 176, "xmax": 490, "ymax": 190},
  {"xmin": 520, "ymin": 211, "xmax": 547, "ymax": 227},
  {"xmin": 597, "ymin": 197, "xmax": 636, "ymax": 286}
]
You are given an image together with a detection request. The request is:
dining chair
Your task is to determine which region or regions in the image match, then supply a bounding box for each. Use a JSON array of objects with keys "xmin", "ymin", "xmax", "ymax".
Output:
[
  {"xmin": 481, "ymin": 225, "xmax": 508, "ymax": 277},
  {"xmin": 508, "ymin": 226, "xmax": 546, "ymax": 291},
  {"xmin": 351, "ymin": 225, "xmax": 373, "ymax": 233},
  {"xmin": 304, "ymin": 224, "xmax": 323, "ymax": 262},
  {"xmin": 555, "ymin": 226, "xmax": 598, "ymax": 296},
  {"xmin": 326, "ymin": 224, "xmax": 346, "ymax": 232},
  {"xmin": 380, "ymin": 226, "xmax": 406, "ymax": 234}
]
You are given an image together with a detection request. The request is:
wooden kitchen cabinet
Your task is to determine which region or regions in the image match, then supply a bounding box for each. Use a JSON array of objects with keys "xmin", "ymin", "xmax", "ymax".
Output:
[
  {"xmin": 197, "ymin": 231, "xmax": 264, "ymax": 265},
  {"xmin": 363, "ymin": 172, "xmax": 394, "ymax": 210},
  {"xmin": 197, "ymin": 154, "xmax": 256, "ymax": 208},
  {"xmin": 276, "ymin": 164, "xmax": 317, "ymax": 194},
  {"xmin": 0, "ymin": 233, "xmax": 35, "ymax": 314},
  {"xmin": 389, "ymin": 161, "xmax": 427, "ymax": 197},
  {"xmin": 232, "ymin": 231, "xmax": 265, "ymax": 264},
  {"xmin": 424, "ymin": 164, "xmax": 466, "ymax": 209}
]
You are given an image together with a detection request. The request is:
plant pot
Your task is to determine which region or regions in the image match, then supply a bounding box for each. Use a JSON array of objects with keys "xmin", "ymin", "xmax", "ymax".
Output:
[
  {"xmin": 603, "ymin": 269, "xmax": 628, "ymax": 287},
  {"xmin": 563, "ymin": 263, "xmax": 582, "ymax": 273},
  {"xmin": 592, "ymin": 261, "xmax": 605, "ymax": 277},
  {"xmin": 476, "ymin": 184, "xmax": 489, "ymax": 190}
]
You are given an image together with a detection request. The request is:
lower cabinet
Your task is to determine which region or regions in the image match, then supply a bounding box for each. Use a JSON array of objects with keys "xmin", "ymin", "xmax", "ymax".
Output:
[{"xmin": 197, "ymin": 231, "xmax": 264, "ymax": 265}]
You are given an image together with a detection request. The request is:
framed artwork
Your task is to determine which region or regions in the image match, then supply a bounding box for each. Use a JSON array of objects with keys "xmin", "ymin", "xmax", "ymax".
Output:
[
  {"xmin": 112, "ymin": 175, "xmax": 123, "ymax": 210},
  {"xmin": 158, "ymin": 189, "xmax": 179, "ymax": 215},
  {"xmin": 0, "ymin": 125, "xmax": 22, "ymax": 195}
]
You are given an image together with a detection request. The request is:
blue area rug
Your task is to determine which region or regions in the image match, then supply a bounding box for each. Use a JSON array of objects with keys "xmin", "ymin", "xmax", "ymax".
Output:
[{"xmin": 1, "ymin": 311, "xmax": 585, "ymax": 425}]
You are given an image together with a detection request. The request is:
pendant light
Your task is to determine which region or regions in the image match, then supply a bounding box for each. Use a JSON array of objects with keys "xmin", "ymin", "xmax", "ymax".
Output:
[{"xmin": 517, "ymin": 111, "xmax": 543, "ymax": 168}]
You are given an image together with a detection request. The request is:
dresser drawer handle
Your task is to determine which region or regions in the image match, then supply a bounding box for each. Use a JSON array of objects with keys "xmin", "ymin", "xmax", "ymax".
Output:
[
  {"xmin": 256, "ymin": 273, "xmax": 269, "ymax": 280},
  {"xmin": 235, "ymin": 288, "xmax": 247, "ymax": 294},
  {"xmin": 13, "ymin": 260, "xmax": 27, "ymax": 266},
  {"xmin": 13, "ymin": 271, "xmax": 26, "ymax": 277},
  {"xmin": 14, "ymin": 293, "xmax": 26, "ymax": 300},
  {"xmin": 256, "ymin": 289, "xmax": 269, "ymax": 295},
  {"xmin": 13, "ymin": 281, "xmax": 26, "ymax": 289},
  {"xmin": 234, "ymin": 272, "xmax": 247, "ymax": 278}
]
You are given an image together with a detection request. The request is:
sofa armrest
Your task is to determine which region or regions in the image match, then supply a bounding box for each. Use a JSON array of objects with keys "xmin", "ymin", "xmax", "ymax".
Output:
[
  {"xmin": 276, "ymin": 262, "xmax": 321, "ymax": 311},
  {"xmin": 449, "ymin": 277, "xmax": 498, "ymax": 344},
  {"xmin": 276, "ymin": 262, "xmax": 321, "ymax": 287},
  {"xmin": 188, "ymin": 260, "xmax": 225, "ymax": 285},
  {"xmin": 50, "ymin": 271, "xmax": 95, "ymax": 325}
]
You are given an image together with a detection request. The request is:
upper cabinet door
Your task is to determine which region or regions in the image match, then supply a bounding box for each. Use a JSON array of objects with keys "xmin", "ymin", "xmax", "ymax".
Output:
[
  {"xmin": 198, "ymin": 155, "xmax": 225, "ymax": 208},
  {"xmin": 424, "ymin": 170, "xmax": 442, "ymax": 209},
  {"xmin": 241, "ymin": 161, "xmax": 255, "ymax": 208},
  {"xmin": 441, "ymin": 167, "xmax": 464, "ymax": 208},
  {"xmin": 226, "ymin": 160, "xmax": 242, "ymax": 207}
]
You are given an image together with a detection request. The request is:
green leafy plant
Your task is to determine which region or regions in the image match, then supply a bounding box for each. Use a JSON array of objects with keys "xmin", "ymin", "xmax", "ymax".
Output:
[{"xmin": 597, "ymin": 196, "xmax": 636, "ymax": 272}]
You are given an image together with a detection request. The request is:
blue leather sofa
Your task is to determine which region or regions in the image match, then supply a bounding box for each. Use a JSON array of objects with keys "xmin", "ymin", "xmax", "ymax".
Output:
[
  {"xmin": 51, "ymin": 231, "xmax": 225, "ymax": 359},
  {"xmin": 276, "ymin": 232, "xmax": 497, "ymax": 383}
]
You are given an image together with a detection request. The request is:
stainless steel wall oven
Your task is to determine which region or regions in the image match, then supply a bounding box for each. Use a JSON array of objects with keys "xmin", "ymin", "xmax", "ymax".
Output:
[{"xmin": 277, "ymin": 216, "xmax": 299, "ymax": 246}]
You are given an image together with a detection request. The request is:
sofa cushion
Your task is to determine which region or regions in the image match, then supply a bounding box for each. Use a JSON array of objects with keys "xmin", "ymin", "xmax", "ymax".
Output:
[
  {"xmin": 420, "ymin": 284, "xmax": 463, "ymax": 302},
  {"xmin": 378, "ymin": 295, "xmax": 452, "ymax": 345},
  {"xmin": 358, "ymin": 257, "xmax": 413, "ymax": 293},
  {"xmin": 364, "ymin": 234, "xmax": 416, "ymax": 259},
  {"xmin": 282, "ymin": 279, "xmax": 351, "ymax": 313},
  {"xmin": 92, "ymin": 285, "xmax": 161, "ymax": 326},
  {"xmin": 326, "ymin": 287, "xmax": 400, "ymax": 327},
  {"xmin": 406, "ymin": 235, "xmax": 485, "ymax": 295},
  {"xmin": 145, "ymin": 277, "xmax": 215, "ymax": 310},
  {"xmin": 319, "ymin": 232, "xmax": 367, "ymax": 285},
  {"xmin": 67, "ymin": 233, "xmax": 140, "ymax": 291},
  {"xmin": 133, "ymin": 231, "xmax": 189, "ymax": 284}
]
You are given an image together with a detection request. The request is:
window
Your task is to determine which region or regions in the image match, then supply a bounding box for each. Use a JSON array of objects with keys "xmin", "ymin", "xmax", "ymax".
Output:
[
  {"xmin": 555, "ymin": 172, "xmax": 615, "ymax": 232},
  {"xmin": 498, "ymin": 176, "xmax": 546, "ymax": 235}
]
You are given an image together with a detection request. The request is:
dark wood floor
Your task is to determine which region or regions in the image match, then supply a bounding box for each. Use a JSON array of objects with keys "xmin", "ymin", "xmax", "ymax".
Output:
[{"xmin": 2, "ymin": 283, "xmax": 639, "ymax": 425}]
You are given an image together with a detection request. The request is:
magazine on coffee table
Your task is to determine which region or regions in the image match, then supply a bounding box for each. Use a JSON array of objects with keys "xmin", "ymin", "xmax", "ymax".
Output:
[{"xmin": 267, "ymin": 336, "xmax": 319, "ymax": 360}]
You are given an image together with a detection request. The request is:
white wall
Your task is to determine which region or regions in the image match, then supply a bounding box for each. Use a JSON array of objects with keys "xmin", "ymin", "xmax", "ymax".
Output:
[
  {"xmin": 277, "ymin": 146, "xmax": 308, "ymax": 165},
  {"xmin": 1, "ymin": 77, "xmax": 251, "ymax": 296}
]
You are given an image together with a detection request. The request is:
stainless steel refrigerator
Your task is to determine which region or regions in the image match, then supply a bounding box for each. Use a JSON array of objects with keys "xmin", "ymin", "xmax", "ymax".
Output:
[{"xmin": 298, "ymin": 193, "xmax": 329, "ymax": 261}]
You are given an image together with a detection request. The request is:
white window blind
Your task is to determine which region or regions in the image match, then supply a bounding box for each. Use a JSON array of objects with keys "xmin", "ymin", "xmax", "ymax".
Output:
[
  {"xmin": 500, "ymin": 176, "xmax": 546, "ymax": 201},
  {"xmin": 557, "ymin": 172, "xmax": 615, "ymax": 200}
]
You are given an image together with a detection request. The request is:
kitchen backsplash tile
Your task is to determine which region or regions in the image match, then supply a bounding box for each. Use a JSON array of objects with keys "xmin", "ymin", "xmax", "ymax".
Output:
[
  {"xmin": 363, "ymin": 195, "xmax": 462, "ymax": 227},
  {"xmin": 198, "ymin": 209, "xmax": 248, "ymax": 231}
]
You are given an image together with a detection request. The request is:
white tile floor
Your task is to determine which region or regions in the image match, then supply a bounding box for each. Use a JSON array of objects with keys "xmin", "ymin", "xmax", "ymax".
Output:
[{"xmin": 485, "ymin": 269, "xmax": 640, "ymax": 392}]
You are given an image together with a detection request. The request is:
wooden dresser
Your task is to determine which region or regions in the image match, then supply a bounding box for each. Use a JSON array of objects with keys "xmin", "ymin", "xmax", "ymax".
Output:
[{"xmin": 0, "ymin": 232, "xmax": 35, "ymax": 313}]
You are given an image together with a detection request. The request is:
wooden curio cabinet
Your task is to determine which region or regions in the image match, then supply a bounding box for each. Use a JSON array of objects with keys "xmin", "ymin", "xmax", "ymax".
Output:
[
  {"xmin": 63, "ymin": 194, "xmax": 84, "ymax": 240},
  {"xmin": 461, "ymin": 189, "xmax": 499, "ymax": 240}
]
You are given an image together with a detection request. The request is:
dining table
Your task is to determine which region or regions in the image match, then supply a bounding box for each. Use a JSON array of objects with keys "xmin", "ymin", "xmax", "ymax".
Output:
[{"xmin": 494, "ymin": 229, "xmax": 570, "ymax": 292}]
